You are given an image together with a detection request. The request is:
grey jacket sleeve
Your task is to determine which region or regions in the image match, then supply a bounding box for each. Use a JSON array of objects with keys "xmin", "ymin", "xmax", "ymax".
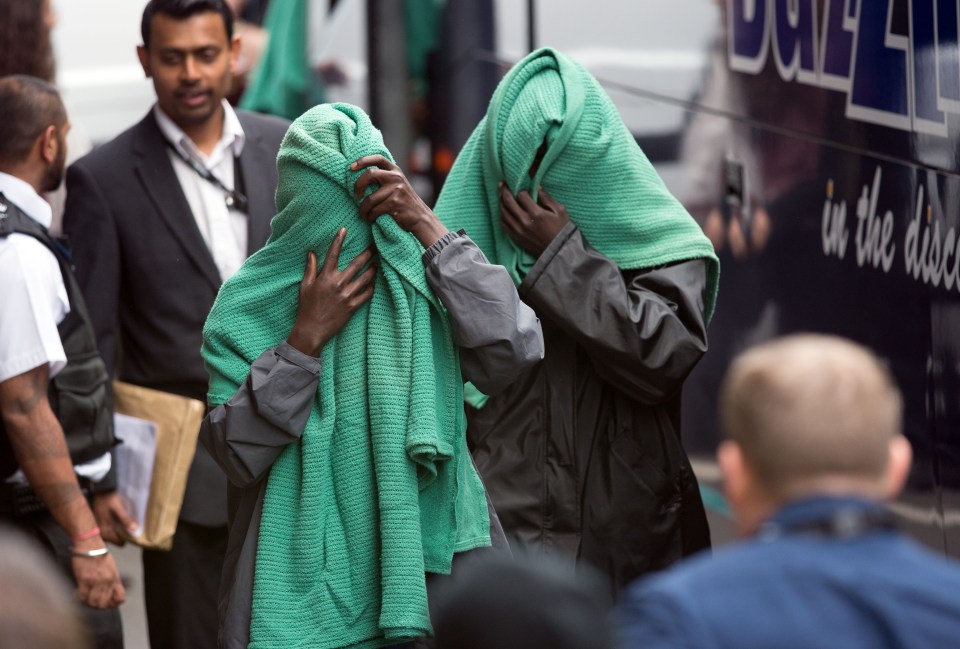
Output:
[
  {"xmin": 520, "ymin": 222, "xmax": 708, "ymax": 404},
  {"xmin": 422, "ymin": 230, "xmax": 544, "ymax": 395},
  {"xmin": 199, "ymin": 342, "xmax": 321, "ymax": 488}
]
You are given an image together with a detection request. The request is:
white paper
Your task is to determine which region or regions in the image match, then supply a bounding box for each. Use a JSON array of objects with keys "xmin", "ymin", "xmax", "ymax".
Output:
[{"xmin": 113, "ymin": 413, "xmax": 158, "ymax": 538}]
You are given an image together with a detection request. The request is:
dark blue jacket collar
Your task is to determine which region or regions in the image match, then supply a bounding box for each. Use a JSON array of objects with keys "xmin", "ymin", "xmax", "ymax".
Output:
[{"xmin": 757, "ymin": 496, "xmax": 892, "ymax": 540}]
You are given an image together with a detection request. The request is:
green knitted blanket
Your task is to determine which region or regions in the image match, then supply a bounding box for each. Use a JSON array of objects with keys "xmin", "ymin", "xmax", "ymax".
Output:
[
  {"xmin": 434, "ymin": 47, "xmax": 719, "ymax": 319},
  {"xmin": 202, "ymin": 104, "xmax": 489, "ymax": 648},
  {"xmin": 239, "ymin": 0, "xmax": 325, "ymax": 121}
]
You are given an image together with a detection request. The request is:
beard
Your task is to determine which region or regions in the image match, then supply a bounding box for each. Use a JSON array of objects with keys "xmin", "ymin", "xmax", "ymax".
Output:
[{"xmin": 40, "ymin": 131, "xmax": 66, "ymax": 193}]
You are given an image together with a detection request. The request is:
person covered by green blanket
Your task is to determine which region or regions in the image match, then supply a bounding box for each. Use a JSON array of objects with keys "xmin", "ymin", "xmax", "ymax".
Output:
[
  {"xmin": 432, "ymin": 47, "xmax": 721, "ymax": 596},
  {"xmin": 198, "ymin": 102, "xmax": 543, "ymax": 649}
]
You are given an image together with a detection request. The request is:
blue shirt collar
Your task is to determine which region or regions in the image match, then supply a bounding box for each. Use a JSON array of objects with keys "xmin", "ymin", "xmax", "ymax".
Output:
[{"xmin": 755, "ymin": 496, "xmax": 891, "ymax": 541}]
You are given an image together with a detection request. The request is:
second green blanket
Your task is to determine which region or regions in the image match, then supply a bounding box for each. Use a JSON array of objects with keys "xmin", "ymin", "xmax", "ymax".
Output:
[{"xmin": 434, "ymin": 47, "xmax": 719, "ymax": 320}]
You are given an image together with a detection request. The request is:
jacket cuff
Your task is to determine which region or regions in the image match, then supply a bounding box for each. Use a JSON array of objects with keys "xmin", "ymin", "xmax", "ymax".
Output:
[
  {"xmin": 520, "ymin": 221, "xmax": 579, "ymax": 294},
  {"xmin": 275, "ymin": 341, "xmax": 322, "ymax": 374},
  {"xmin": 421, "ymin": 229, "xmax": 466, "ymax": 266}
]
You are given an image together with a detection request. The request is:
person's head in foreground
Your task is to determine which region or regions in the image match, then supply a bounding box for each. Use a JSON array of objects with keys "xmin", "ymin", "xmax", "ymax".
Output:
[
  {"xmin": 433, "ymin": 556, "xmax": 614, "ymax": 649},
  {"xmin": 0, "ymin": 527, "xmax": 89, "ymax": 649},
  {"xmin": 615, "ymin": 335, "xmax": 960, "ymax": 649},
  {"xmin": 718, "ymin": 334, "xmax": 910, "ymax": 535}
]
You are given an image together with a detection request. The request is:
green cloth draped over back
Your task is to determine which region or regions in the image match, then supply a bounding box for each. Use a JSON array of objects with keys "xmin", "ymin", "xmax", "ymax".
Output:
[
  {"xmin": 239, "ymin": 0, "xmax": 325, "ymax": 121},
  {"xmin": 434, "ymin": 47, "xmax": 719, "ymax": 318},
  {"xmin": 202, "ymin": 103, "xmax": 489, "ymax": 648}
]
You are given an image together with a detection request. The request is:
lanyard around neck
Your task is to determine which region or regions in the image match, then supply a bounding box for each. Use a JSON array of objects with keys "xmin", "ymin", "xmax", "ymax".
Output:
[{"xmin": 164, "ymin": 138, "xmax": 249, "ymax": 214}]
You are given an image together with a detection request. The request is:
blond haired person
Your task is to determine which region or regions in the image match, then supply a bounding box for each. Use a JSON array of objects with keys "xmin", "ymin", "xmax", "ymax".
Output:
[{"xmin": 619, "ymin": 335, "xmax": 960, "ymax": 649}]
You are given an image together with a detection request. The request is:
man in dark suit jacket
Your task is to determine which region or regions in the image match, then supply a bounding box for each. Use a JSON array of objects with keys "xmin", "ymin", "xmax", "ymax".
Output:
[
  {"xmin": 618, "ymin": 334, "xmax": 960, "ymax": 649},
  {"xmin": 63, "ymin": 1, "xmax": 288, "ymax": 647}
]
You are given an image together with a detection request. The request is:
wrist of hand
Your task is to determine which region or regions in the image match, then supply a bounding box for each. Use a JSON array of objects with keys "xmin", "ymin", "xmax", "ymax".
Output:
[
  {"xmin": 71, "ymin": 532, "xmax": 106, "ymax": 551},
  {"xmin": 287, "ymin": 327, "xmax": 326, "ymax": 357},
  {"xmin": 71, "ymin": 526, "xmax": 101, "ymax": 543},
  {"xmin": 71, "ymin": 533, "xmax": 109, "ymax": 557},
  {"xmin": 410, "ymin": 216, "xmax": 448, "ymax": 249}
]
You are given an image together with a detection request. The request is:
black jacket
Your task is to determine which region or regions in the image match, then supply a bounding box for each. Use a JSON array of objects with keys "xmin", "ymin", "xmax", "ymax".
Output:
[
  {"xmin": 466, "ymin": 222, "xmax": 712, "ymax": 594},
  {"xmin": 63, "ymin": 109, "xmax": 289, "ymax": 526}
]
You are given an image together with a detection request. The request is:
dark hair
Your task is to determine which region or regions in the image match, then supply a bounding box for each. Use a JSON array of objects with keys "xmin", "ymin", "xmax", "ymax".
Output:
[
  {"xmin": 0, "ymin": 0, "xmax": 55, "ymax": 81},
  {"xmin": 0, "ymin": 75, "xmax": 66, "ymax": 167},
  {"xmin": 433, "ymin": 556, "xmax": 614, "ymax": 649},
  {"xmin": 140, "ymin": 0, "xmax": 234, "ymax": 49}
]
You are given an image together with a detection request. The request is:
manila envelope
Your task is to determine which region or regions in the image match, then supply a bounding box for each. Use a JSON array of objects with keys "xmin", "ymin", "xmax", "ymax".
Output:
[{"xmin": 112, "ymin": 381, "xmax": 205, "ymax": 550}]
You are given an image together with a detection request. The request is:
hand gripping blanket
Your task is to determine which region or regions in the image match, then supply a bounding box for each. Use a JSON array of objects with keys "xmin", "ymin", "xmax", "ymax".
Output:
[
  {"xmin": 434, "ymin": 47, "xmax": 719, "ymax": 319},
  {"xmin": 202, "ymin": 103, "xmax": 489, "ymax": 648}
]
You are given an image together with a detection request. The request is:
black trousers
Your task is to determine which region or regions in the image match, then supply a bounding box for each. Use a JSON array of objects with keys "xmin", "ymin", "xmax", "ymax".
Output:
[
  {"xmin": 142, "ymin": 520, "xmax": 226, "ymax": 649},
  {"xmin": 5, "ymin": 511, "xmax": 124, "ymax": 648}
]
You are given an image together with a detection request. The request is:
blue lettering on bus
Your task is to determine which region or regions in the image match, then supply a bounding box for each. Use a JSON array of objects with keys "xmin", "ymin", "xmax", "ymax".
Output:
[
  {"xmin": 848, "ymin": 0, "xmax": 909, "ymax": 126},
  {"xmin": 935, "ymin": 0, "xmax": 960, "ymax": 108},
  {"xmin": 911, "ymin": 0, "xmax": 946, "ymax": 131},
  {"xmin": 821, "ymin": 0, "xmax": 854, "ymax": 88},
  {"xmin": 727, "ymin": 0, "xmax": 960, "ymax": 135},
  {"xmin": 772, "ymin": 0, "xmax": 818, "ymax": 81},
  {"xmin": 729, "ymin": 0, "xmax": 769, "ymax": 73}
]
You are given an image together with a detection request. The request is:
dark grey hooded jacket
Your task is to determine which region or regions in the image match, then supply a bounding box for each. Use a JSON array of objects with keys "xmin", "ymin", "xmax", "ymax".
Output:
[{"xmin": 466, "ymin": 222, "xmax": 712, "ymax": 595}]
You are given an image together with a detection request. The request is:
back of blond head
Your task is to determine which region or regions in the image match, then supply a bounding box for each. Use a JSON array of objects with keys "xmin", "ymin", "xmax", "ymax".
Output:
[{"xmin": 719, "ymin": 335, "xmax": 902, "ymax": 499}]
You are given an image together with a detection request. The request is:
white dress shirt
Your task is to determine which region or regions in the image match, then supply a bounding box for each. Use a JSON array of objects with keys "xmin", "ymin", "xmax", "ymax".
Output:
[
  {"xmin": 155, "ymin": 99, "xmax": 249, "ymax": 282},
  {"xmin": 0, "ymin": 172, "xmax": 110, "ymax": 482}
]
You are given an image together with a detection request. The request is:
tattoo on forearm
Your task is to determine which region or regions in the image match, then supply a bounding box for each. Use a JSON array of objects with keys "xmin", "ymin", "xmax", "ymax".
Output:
[
  {"xmin": 11, "ymin": 420, "xmax": 71, "ymax": 462},
  {"xmin": 32, "ymin": 482, "xmax": 83, "ymax": 511},
  {"xmin": 8, "ymin": 413, "xmax": 70, "ymax": 465},
  {"xmin": 0, "ymin": 368, "xmax": 85, "ymax": 517}
]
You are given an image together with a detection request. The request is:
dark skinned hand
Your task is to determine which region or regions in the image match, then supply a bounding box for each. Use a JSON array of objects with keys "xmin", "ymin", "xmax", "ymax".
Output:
[
  {"xmin": 92, "ymin": 491, "xmax": 139, "ymax": 545},
  {"xmin": 71, "ymin": 548, "xmax": 126, "ymax": 609},
  {"xmin": 287, "ymin": 228, "xmax": 376, "ymax": 356},
  {"xmin": 351, "ymin": 154, "xmax": 449, "ymax": 248},
  {"xmin": 499, "ymin": 184, "xmax": 571, "ymax": 257}
]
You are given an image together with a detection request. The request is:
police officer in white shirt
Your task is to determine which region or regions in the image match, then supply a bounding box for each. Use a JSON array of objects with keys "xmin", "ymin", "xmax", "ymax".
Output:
[{"xmin": 0, "ymin": 75, "xmax": 127, "ymax": 648}]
